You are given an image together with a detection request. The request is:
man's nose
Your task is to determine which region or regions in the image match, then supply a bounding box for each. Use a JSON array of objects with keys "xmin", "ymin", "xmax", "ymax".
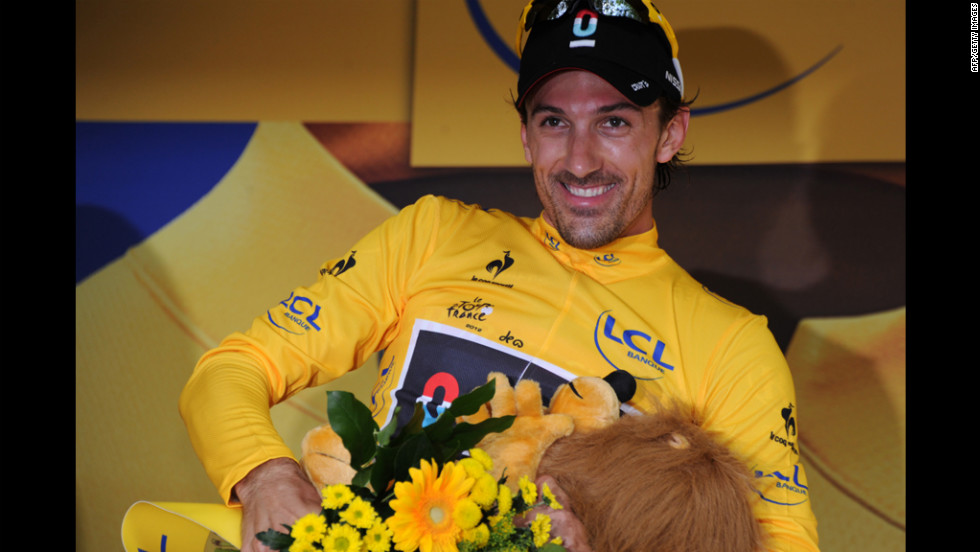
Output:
[{"xmin": 562, "ymin": 128, "xmax": 602, "ymax": 178}]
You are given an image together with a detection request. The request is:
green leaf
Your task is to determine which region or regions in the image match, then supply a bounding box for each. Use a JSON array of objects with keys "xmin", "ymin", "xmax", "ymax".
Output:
[
  {"xmin": 538, "ymin": 542, "xmax": 568, "ymax": 552},
  {"xmin": 447, "ymin": 379, "xmax": 497, "ymax": 417},
  {"xmin": 391, "ymin": 402, "xmax": 426, "ymax": 446},
  {"xmin": 327, "ymin": 391, "xmax": 379, "ymax": 468},
  {"xmin": 351, "ymin": 465, "xmax": 373, "ymax": 489},
  {"xmin": 422, "ymin": 379, "xmax": 500, "ymax": 452},
  {"xmin": 448, "ymin": 415, "xmax": 515, "ymax": 452},
  {"xmin": 392, "ymin": 431, "xmax": 437, "ymax": 483},
  {"xmin": 376, "ymin": 406, "xmax": 401, "ymax": 447},
  {"xmin": 370, "ymin": 444, "xmax": 398, "ymax": 495},
  {"xmin": 423, "ymin": 405, "xmax": 457, "ymax": 443},
  {"xmin": 255, "ymin": 529, "xmax": 293, "ymax": 550}
]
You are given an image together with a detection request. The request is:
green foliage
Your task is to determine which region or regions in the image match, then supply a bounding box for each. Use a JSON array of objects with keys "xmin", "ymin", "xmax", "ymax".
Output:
[
  {"xmin": 326, "ymin": 379, "xmax": 515, "ymax": 508},
  {"xmin": 255, "ymin": 528, "xmax": 294, "ymax": 549}
]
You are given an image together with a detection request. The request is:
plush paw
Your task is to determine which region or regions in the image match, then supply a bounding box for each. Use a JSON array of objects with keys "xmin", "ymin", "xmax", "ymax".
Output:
[
  {"xmin": 472, "ymin": 373, "xmax": 575, "ymax": 489},
  {"xmin": 300, "ymin": 423, "xmax": 357, "ymax": 490}
]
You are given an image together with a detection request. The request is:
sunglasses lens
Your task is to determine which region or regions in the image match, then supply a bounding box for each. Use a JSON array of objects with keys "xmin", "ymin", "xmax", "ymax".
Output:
[
  {"xmin": 592, "ymin": 0, "xmax": 645, "ymax": 20},
  {"xmin": 536, "ymin": 1, "xmax": 646, "ymax": 24}
]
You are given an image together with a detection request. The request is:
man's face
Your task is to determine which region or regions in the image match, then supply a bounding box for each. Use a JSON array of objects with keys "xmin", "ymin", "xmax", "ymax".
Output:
[{"xmin": 521, "ymin": 70, "xmax": 687, "ymax": 249}]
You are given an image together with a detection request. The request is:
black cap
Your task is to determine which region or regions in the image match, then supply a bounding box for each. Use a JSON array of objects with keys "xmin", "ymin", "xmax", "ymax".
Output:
[{"xmin": 517, "ymin": 1, "xmax": 684, "ymax": 108}]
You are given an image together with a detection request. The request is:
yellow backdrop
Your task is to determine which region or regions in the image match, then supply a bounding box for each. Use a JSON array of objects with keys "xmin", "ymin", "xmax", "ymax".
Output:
[{"xmin": 76, "ymin": 2, "xmax": 905, "ymax": 551}]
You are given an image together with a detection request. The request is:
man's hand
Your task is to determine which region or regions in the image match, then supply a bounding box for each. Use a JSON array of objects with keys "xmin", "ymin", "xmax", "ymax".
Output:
[
  {"xmin": 234, "ymin": 458, "xmax": 322, "ymax": 552},
  {"xmin": 521, "ymin": 475, "xmax": 594, "ymax": 552}
]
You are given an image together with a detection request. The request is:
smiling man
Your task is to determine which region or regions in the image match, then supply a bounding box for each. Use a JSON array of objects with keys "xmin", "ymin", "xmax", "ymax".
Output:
[
  {"xmin": 180, "ymin": 2, "xmax": 819, "ymax": 551},
  {"xmin": 521, "ymin": 70, "xmax": 688, "ymax": 250}
]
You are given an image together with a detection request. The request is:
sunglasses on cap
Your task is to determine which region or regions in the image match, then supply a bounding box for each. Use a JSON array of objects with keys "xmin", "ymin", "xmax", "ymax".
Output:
[{"xmin": 515, "ymin": 0, "xmax": 680, "ymax": 59}]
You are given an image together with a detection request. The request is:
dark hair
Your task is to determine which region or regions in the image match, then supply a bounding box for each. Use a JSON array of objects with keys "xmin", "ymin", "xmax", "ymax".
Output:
[
  {"xmin": 514, "ymin": 91, "xmax": 695, "ymax": 194},
  {"xmin": 652, "ymin": 93, "xmax": 695, "ymax": 194}
]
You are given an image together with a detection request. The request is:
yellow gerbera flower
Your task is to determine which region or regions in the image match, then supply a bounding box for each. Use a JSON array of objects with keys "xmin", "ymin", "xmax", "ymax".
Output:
[
  {"xmin": 322, "ymin": 523, "xmax": 363, "ymax": 552},
  {"xmin": 290, "ymin": 513, "xmax": 327, "ymax": 543},
  {"xmin": 364, "ymin": 521, "xmax": 394, "ymax": 552},
  {"xmin": 322, "ymin": 484, "xmax": 356, "ymax": 510},
  {"xmin": 340, "ymin": 496, "xmax": 379, "ymax": 529},
  {"xmin": 530, "ymin": 514, "xmax": 553, "ymax": 548},
  {"xmin": 387, "ymin": 459, "xmax": 476, "ymax": 552},
  {"xmin": 518, "ymin": 475, "xmax": 537, "ymax": 505}
]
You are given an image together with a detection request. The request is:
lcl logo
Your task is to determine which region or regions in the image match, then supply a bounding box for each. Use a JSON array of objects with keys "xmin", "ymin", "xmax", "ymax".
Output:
[{"xmin": 593, "ymin": 310, "xmax": 674, "ymax": 378}]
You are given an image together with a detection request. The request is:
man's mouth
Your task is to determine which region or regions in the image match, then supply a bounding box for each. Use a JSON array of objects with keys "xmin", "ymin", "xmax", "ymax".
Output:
[{"xmin": 563, "ymin": 183, "xmax": 615, "ymax": 198}]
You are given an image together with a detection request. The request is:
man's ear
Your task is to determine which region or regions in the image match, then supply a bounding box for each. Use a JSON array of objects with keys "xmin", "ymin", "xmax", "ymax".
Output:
[
  {"xmin": 521, "ymin": 123, "xmax": 533, "ymax": 165},
  {"xmin": 655, "ymin": 107, "xmax": 690, "ymax": 164}
]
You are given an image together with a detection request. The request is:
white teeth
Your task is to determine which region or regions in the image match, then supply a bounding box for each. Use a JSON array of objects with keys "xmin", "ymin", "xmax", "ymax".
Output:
[{"xmin": 565, "ymin": 183, "xmax": 614, "ymax": 197}]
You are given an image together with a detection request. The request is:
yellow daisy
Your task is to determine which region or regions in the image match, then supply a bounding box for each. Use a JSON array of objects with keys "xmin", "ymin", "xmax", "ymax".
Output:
[
  {"xmin": 290, "ymin": 513, "xmax": 327, "ymax": 543},
  {"xmin": 387, "ymin": 459, "xmax": 476, "ymax": 552},
  {"xmin": 364, "ymin": 521, "xmax": 394, "ymax": 552},
  {"xmin": 322, "ymin": 523, "xmax": 363, "ymax": 552},
  {"xmin": 461, "ymin": 523, "xmax": 490, "ymax": 547},
  {"xmin": 458, "ymin": 457, "xmax": 486, "ymax": 480},
  {"xmin": 496, "ymin": 483, "xmax": 513, "ymax": 515},
  {"xmin": 530, "ymin": 514, "xmax": 553, "ymax": 548},
  {"xmin": 469, "ymin": 473, "xmax": 499, "ymax": 508},
  {"xmin": 453, "ymin": 498, "xmax": 483, "ymax": 530},
  {"xmin": 518, "ymin": 475, "xmax": 537, "ymax": 505},
  {"xmin": 340, "ymin": 496, "xmax": 378, "ymax": 529},
  {"xmin": 322, "ymin": 484, "xmax": 356, "ymax": 510},
  {"xmin": 467, "ymin": 448, "xmax": 493, "ymax": 472},
  {"xmin": 541, "ymin": 483, "xmax": 563, "ymax": 510},
  {"xmin": 288, "ymin": 539, "xmax": 319, "ymax": 552}
]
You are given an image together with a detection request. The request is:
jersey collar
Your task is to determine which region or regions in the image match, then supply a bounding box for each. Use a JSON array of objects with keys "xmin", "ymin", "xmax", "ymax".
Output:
[{"xmin": 530, "ymin": 214, "xmax": 670, "ymax": 283}]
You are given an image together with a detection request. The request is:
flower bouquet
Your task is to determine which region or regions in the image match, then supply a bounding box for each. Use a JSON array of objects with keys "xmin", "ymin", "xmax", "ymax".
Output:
[{"xmin": 256, "ymin": 379, "xmax": 568, "ymax": 552}]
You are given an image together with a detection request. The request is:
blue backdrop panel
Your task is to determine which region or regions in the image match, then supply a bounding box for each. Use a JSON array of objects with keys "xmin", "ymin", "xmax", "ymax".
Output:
[{"xmin": 75, "ymin": 122, "xmax": 258, "ymax": 283}]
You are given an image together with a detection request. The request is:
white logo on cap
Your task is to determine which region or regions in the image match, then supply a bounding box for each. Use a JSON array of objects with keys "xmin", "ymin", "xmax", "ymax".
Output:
[
  {"xmin": 664, "ymin": 70, "xmax": 682, "ymax": 92},
  {"xmin": 631, "ymin": 80, "xmax": 650, "ymax": 91}
]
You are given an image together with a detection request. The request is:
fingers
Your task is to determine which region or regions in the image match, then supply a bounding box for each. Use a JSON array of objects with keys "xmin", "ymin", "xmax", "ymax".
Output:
[{"xmin": 235, "ymin": 458, "xmax": 323, "ymax": 551}]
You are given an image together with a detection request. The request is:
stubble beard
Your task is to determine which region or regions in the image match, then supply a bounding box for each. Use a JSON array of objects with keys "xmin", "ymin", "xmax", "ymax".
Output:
[{"xmin": 540, "ymin": 170, "xmax": 654, "ymax": 250}]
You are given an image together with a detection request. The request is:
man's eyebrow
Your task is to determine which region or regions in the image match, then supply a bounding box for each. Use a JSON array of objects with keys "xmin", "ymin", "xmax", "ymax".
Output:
[
  {"xmin": 529, "ymin": 104, "xmax": 566, "ymax": 118},
  {"xmin": 529, "ymin": 102, "xmax": 642, "ymax": 118},
  {"xmin": 597, "ymin": 102, "xmax": 642, "ymax": 114}
]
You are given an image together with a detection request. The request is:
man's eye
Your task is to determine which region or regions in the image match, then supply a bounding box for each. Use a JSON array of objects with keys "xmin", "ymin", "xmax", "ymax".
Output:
[
  {"xmin": 606, "ymin": 117, "xmax": 628, "ymax": 128},
  {"xmin": 541, "ymin": 116, "xmax": 563, "ymax": 127}
]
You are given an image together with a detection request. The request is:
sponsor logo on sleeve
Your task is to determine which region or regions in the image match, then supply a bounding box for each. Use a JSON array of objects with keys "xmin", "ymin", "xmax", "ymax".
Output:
[
  {"xmin": 754, "ymin": 464, "xmax": 810, "ymax": 506},
  {"xmin": 769, "ymin": 403, "xmax": 799, "ymax": 455},
  {"xmin": 267, "ymin": 291, "xmax": 323, "ymax": 335},
  {"xmin": 321, "ymin": 251, "xmax": 357, "ymax": 277}
]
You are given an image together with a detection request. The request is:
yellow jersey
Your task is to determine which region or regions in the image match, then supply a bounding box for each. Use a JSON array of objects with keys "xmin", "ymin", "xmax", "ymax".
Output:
[{"xmin": 181, "ymin": 194, "xmax": 819, "ymax": 551}]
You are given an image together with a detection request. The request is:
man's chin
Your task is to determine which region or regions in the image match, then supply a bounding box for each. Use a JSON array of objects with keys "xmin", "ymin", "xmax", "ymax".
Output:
[{"xmin": 556, "ymin": 221, "xmax": 619, "ymax": 251}]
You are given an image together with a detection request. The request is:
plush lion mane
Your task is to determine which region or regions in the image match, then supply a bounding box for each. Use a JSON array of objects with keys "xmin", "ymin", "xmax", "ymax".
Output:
[{"xmin": 536, "ymin": 404, "xmax": 765, "ymax": 552}]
